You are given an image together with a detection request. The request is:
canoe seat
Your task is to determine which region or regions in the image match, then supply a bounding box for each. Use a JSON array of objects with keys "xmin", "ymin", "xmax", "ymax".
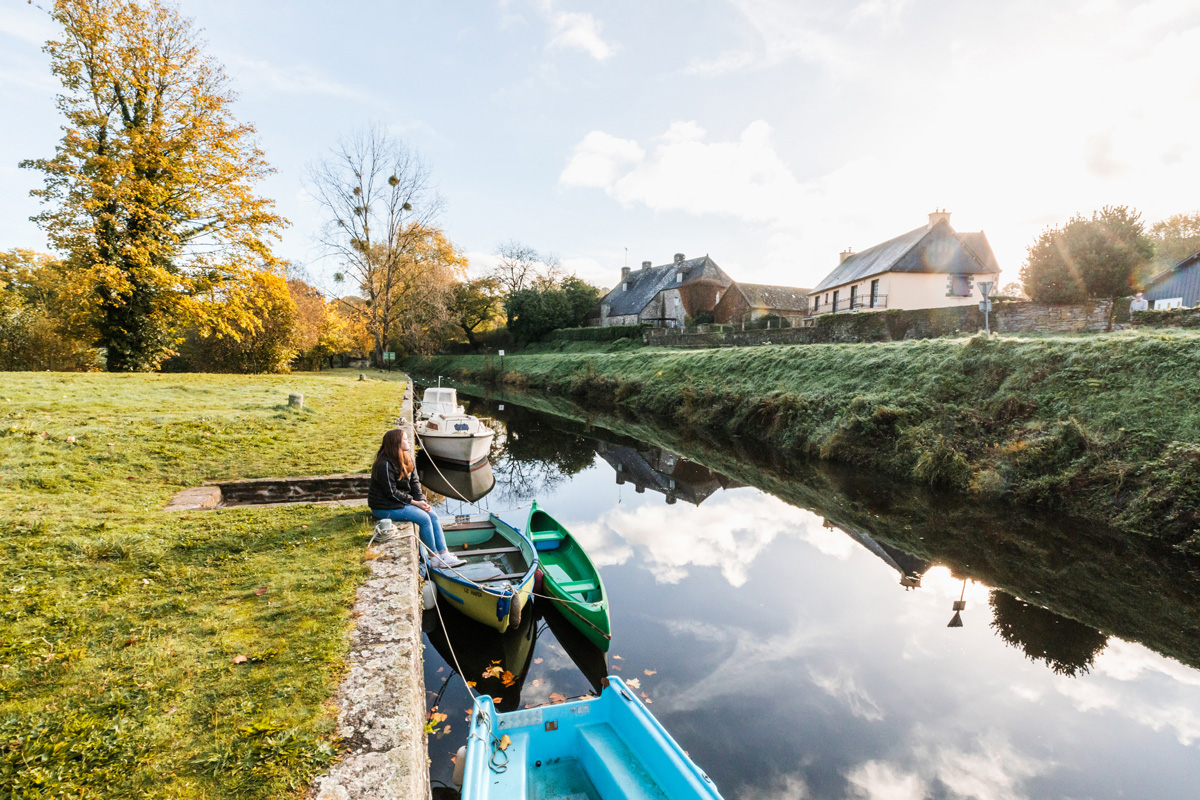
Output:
[
  {"xmin": 557, "ymin": 578, "xmax": 597, "ymax": 594},
  {"xmin": 530, "ymin": 529, "xmax": 565, "ymax": 550},
  {"xmin": 577, "ymin": 723, "xmax": 668, "ymax": 800}
]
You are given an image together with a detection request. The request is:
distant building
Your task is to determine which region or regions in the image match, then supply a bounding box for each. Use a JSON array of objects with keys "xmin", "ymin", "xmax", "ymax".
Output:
[
  {"xmin": 598, "ymin": 253, "xmax": 733, "ymax": 327},
  {"xmin": 714, "ymin": 282, "xmax": 810, "ymax": 326},
  {"xmin": 1143, "ymin": 251, "xmax": 1200, "ymax": 309},
  {"xmin": 807, "ymin": 210, "xmax": 1001, "ymax": 316}
]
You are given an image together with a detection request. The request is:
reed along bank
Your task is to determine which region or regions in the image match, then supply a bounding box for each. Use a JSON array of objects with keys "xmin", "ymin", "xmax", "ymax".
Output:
[{"xmin": 407, "ymin": 330, "xmax": 1200, "ymax": 554}]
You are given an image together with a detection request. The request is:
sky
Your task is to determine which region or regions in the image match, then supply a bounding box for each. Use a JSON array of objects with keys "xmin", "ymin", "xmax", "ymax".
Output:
[{"xmin": 2, "ymin": 0, "xmax": 1199, "ymax": 294}]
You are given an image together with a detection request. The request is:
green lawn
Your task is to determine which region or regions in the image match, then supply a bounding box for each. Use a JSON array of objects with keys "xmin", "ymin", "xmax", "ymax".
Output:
[{"xmin": 0, "ymin": 370, "xmax": 406, "ymax": 799}]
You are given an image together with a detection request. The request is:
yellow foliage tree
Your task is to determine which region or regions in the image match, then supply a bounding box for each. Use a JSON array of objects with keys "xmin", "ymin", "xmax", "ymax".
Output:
[{"xmin": 21, "ymin": 0, "xmax": 287, "ymax": 371}]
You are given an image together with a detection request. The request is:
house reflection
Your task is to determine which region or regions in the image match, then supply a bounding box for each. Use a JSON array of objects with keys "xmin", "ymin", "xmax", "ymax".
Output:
[
  {"xmin": 595, "ymin": 441, "xmax": 743, "ymax": 505},
  {"xmin": 823, "ymin": 517, "xmax": 932, "ymax": 590}
]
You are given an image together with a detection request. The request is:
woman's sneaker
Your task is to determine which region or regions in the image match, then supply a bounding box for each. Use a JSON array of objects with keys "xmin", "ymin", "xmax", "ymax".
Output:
[{"xmin": 438, "ymin": 551, "xmax": 467, "ymax": 568}]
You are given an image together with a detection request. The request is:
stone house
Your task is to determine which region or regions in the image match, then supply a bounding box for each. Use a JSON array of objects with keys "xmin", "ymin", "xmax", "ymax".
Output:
[
  {"xmin": 807, "ymin": 210, "xmax": 1001, "ymax": 317},
  {"xmin": 713, "ymin": 282, "xmax": 811, "ymax": 326},
  {"xmin": 1143, "ymin": 251, "xmax": 1200, "ymax": 309},
  {"xmin": 598, "ymin": 254, "xmax": 733, "ymax": 327}
]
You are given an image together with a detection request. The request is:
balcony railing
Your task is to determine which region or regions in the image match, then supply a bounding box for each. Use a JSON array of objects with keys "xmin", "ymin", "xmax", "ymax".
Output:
[{"xmin": 808, "ymin": 294, "xmax": 888, "ymax": 317}]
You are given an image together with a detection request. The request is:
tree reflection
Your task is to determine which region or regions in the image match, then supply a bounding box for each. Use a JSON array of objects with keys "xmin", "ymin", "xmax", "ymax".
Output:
[
  {"xmin": 989, "ymin": 590, "xmax": 1109, "ymax": 677},
  {"xmin": 485, "ymin": 405, "xmax": 597, "ymax": 506}
]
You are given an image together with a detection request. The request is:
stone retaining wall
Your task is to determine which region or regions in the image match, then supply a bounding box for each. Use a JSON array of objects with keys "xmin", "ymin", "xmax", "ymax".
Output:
[{"xmin": 645, "ymin": 301, "xmax": 1113, "ymax": 348}]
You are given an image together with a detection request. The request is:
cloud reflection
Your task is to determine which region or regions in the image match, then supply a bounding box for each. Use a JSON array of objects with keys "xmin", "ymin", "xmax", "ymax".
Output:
[{"xmin": 564, "ymin": 490, "xmax": 835, "ymax": 587}]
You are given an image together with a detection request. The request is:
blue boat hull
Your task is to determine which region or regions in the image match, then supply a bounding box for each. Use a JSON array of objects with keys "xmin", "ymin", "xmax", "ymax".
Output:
[{"xmin": 461, "ymin": 676, "xmax": 724, "ymax": 800}]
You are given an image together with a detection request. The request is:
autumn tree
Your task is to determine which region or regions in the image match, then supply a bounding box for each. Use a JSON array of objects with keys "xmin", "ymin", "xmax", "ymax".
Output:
[
  {"xmin": 449, "ymin": 277, "xmax": 503, "ymax": 348},
  {"xmin": 1149, "ymin": 212, "xmax": 1200, "ymax": 274},
  {"xmin": 1020, "ymin": 206, "xmax": 1153, "ymax": 329},
  {"xmin": 0, "ymin": 249, "xmax": 99, "ymax": 370},
  {"xmin": 21, "ymin": 0, "xmax": 287, "ymax": 371},
  {"xmin": 309, "ymin": 126, "xmax": 464, "ymax": 362},
  {"xmin": 174, "ymin": 271, "xmax": 296, "ymax": 373}
]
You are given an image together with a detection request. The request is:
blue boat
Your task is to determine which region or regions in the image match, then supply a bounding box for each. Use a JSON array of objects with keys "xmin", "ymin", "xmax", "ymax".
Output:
[{"xmin": 459, "ymin": 676, "xmax": 724, "ymax": 800}]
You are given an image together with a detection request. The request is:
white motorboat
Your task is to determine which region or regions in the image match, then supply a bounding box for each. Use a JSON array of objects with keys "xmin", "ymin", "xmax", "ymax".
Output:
[{"xmin": 415, "ymin": 387, "xmax": 495, "ymax": 466}]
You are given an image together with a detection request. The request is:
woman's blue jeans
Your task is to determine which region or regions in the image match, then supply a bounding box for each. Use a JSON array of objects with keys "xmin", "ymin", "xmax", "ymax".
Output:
[{"xmin": 372, "ymin": 505, "xmax": 447, "ymax": 554}]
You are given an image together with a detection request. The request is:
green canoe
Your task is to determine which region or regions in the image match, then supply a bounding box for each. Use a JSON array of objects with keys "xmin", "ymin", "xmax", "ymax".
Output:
[{"xmin": 527, "ymin": 501, "xmax": 612, "ymax": 651}]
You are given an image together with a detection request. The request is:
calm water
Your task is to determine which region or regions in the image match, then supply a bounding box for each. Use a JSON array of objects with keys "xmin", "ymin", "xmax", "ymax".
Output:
[{"xmin": 420, "ymin": 392, "xmax": 1200, "ymax": 800}]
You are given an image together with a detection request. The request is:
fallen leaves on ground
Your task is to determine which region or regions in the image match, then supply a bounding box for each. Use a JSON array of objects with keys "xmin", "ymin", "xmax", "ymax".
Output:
[
  {"xmin": 626, "ymin": 678, "xmax": 640, "ymax": 689},
  {"xmin": 644, "ymin": 669, "xmax": 656, "ymax": 676},
  {"xmin": 482, "ymin": 665, "xmax": 504, "ymax": 679},
  {"xmin": 254, "ymin": 586, "xmax": 268, "ymax": 596},
  {"xmin": 500, "ymin": 670, "xmax": 515, "ymax": 687},
  {"xmin": 231, "ymin": 655, "xmax": 247, "ymax": 664},
  {"xmin": 549, "ymin": 692, "xmax": 566, "ymax": 703}
]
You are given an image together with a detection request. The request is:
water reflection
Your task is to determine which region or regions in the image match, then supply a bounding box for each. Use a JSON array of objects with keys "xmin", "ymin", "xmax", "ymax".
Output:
[
  {"xmin": 417, "ymin": 451, "xmax": 495, "ymax": 504},
  {"xmin": 418, "ymin": 386, "xmax": 1200, "ymax": 799},
  {"xmin": 989, "ymin": 590, "xmax": 1109, "ymax": 677}
]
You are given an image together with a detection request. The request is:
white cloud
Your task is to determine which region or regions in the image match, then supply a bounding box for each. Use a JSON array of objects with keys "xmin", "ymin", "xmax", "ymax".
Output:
[
  {"xmin": 547, "ymin": 11, "xmax": 613, "ymax": 60},
  {"xmin": 810, "ymin": 666, "xmax": 885, "ymax": 721},
  {"xmin": 560, "ymin": 131, "xmax": 644, "ymax": 189},
  {"xmin": 846, "ymin": 761, "xmax": 926, "ymax": 800}
]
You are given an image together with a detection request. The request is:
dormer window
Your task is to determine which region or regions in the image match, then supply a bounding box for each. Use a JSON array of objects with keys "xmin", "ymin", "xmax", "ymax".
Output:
[
  {"xmin": 622, "ymin": 281, "xmax": 628, "ymax": 292},
  {"xmin": 676, "ymin": 271, "xmax": 683, "ymax": 283}
]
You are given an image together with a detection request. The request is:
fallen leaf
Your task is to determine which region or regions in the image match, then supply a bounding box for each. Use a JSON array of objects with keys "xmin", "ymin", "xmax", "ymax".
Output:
[
  {"xmin": 430, "ymin": 712, "xmax": 448, "ymax": 724},
  {"xmin": 626, "ymin": 678, "xmax": 641, "ymax": 689},
  {"xmin": 301, "ymin": 524, "xmax": 308, "ymax": 529},
  {"xmin": 436, "ymin": 666, "xmax": 444, "ymax": 673},
  {"xmin": 549, "ymin": 692, "xmax": 566, "ymax": 703},
  {"xmin": 644, "ymin": 669, "xmax": 656, "ymax": 676},
  {"xmin": 500, "ymin": 670, "xmax": 516, "ymax": 687},
  {"xmin": 254, "ymin": 587, "xmax": 268, "ymax": 596},
  {"xmin": 231, "ymin": 655, "xmax": 247, "ymax": 664},
  {"xmin": 613, "ymin": 654, "xmax": 623, "ymax": 660},
  {"xmin": 611, "ymin": 665, "xmax": 621, "ymax": 671},
  {"xmin": 482, "ymin": 666, "xmax": 503, "ymax": 679},
  {"xmin": 533, "ymin": 657, "xmax": 543, "ymax": 664},
  {"xmin": 165, "ymin": 706, "xmax": 177, "ymax": 715},
  {"xmin": 443, "ymin": 724, "xmax": 451, "ymax": 734},
  {"xmin": 498, "ymin": 734, "xmax": 511, "ymax": 751},
  {"xmin": 491, "ymin": 659, "xmax": 502, "ymax": 665},
  {"xmin": 66, "ymin": 436, "xmax": 75, "ymax": 443},
  {"xmin": 531, "ymin": 678, "xmax": 542, "ymax": 687},
  {"xmin": 451, "ymin": 754, "xmax": 457, "ymax": 766},
  {"xmin": 466, "ymin": 681, "xmax": 477, "ymax": 688}
]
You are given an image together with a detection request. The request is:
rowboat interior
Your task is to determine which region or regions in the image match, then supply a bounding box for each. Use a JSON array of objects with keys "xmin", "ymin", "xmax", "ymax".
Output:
[
  {"xmin": 528, "ymin": 511, "xmax": 602, "ymax": 604},
  {"xmin": 444, "ymin": 517, "xmax": 534, "ymax": 585}
]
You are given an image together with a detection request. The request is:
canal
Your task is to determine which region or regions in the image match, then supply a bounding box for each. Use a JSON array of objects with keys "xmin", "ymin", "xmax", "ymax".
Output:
[{"xmin": 419, "ymin": 389, "xmax": 1200, "ymax": 799}]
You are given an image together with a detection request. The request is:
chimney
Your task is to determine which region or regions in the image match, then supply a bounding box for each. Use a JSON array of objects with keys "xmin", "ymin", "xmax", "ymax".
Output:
[
  {"xmin": 621, "ymin": 266, "xmax": 630, "ymax": 282},
  {"xmin": 839, "ymin": 248, "xmax": 854, "ymax": 264},
  {"xmin": 641, "ymin": 260, "xmax": 652, "ymax": 270},
  {"xmin": 674, "ymin": 253, "xmax": 685, "ymax": 264},
  {"xmin": 928, "ymin": 208, "xmax": 951, "ymax": 228}
]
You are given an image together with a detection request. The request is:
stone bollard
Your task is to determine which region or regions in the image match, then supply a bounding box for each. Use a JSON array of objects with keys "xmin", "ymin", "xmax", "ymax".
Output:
[
  {"xmin": 288, "ymin": 393, "xmax": 303, "ymax": 409},
  {"xmin": 358, "ymin": 373, "xmax": 366, "ymax": 381}
]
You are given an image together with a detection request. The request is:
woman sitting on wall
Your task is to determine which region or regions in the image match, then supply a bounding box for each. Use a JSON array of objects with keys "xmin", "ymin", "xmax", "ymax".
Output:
[{"xmin": 368, "ymin": 427, "xmax": 465, "ymax": 569}]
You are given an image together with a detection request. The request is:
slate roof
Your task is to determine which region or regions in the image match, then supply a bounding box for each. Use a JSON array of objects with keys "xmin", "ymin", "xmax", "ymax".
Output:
[
  {"xmin": 810, "ymin": 219, "xmax": 1000, "ymax": 294},
  {"xmin": 734, "ymin": 282, "xmax": 811, "ymax": 312},
  {"xmin": 601, "ymin": 256, "xmax": 731, "ymax": 317},
  {"xmin": 1144, "ymin": 251, "xmax": 1200, "ymax": 306}
]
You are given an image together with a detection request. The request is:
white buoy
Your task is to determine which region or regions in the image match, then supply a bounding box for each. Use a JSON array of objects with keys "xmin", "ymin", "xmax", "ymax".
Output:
[
  {"xmin": 422, "ymin": 579, "xmax": 437, "ymax": 610},
  {"xmin": 452, "ymin": 745, "xmax": 467, "ymax": 787}
]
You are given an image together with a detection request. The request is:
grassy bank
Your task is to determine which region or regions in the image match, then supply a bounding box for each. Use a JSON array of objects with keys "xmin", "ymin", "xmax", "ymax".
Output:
[
  {"xmin": 407, "ymin": 330, "xmax": 1200, "ymax": 552},
  {"xmin": 1, "ymin": 370, "xmax": 405, "ymax": 799}
]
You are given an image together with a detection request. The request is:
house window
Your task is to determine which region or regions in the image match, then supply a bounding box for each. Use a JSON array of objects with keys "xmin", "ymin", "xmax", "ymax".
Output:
[
  {"xmin": 715, "ymin": 291, "xmax": 721, "ymax": 303},
  {"xmin": 833, "ymin": 290, "xmax": 840, "ymax": 312},
  {"xmin": 812, "ymin": 295, "xmax": 819, "ymax": 312},
  {"xmin": 849, "ymin": 285, "xmax": 858, "ymax": 309},
  {"xmin": 870, "ymin": 279, "xmax": 880, "ymax": 308},
  {"xmin": 948, "ymin": 274, "xmax": 972, "ymax": 297}
]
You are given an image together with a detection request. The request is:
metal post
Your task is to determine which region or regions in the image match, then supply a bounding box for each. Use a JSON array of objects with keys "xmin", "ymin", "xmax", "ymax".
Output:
[{"xmin": 978, "ymin": 281, "xmax": 995, "ymax": 335}]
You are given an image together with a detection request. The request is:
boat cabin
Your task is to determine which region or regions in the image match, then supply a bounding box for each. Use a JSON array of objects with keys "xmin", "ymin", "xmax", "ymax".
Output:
[{"xmin": 420, "ymin": 387, "xmax": 463, "ymax": 418}]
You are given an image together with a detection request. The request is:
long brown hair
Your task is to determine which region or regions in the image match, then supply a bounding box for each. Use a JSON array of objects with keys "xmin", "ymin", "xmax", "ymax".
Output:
[{"xmin": 374, "ymin": 428, "xmax": 415, "ymax": 477}]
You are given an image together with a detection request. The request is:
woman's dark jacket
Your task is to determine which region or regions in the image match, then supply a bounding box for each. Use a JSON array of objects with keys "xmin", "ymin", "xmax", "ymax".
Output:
[{"xmin": 368, "ymin": 458, "xmax": 425, "ymax": 510}]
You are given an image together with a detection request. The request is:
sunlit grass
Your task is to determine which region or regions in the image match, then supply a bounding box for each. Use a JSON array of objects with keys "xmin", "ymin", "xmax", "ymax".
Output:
[{"xmin": 0, "ymin": 370, "xmax": 407, "ymax": 798}]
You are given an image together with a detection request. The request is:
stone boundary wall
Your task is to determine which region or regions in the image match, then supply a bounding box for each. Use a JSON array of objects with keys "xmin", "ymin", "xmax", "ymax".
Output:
[{"xmin": 645, "ymin": 301, "xmax": 1112, "ymax": 348}]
